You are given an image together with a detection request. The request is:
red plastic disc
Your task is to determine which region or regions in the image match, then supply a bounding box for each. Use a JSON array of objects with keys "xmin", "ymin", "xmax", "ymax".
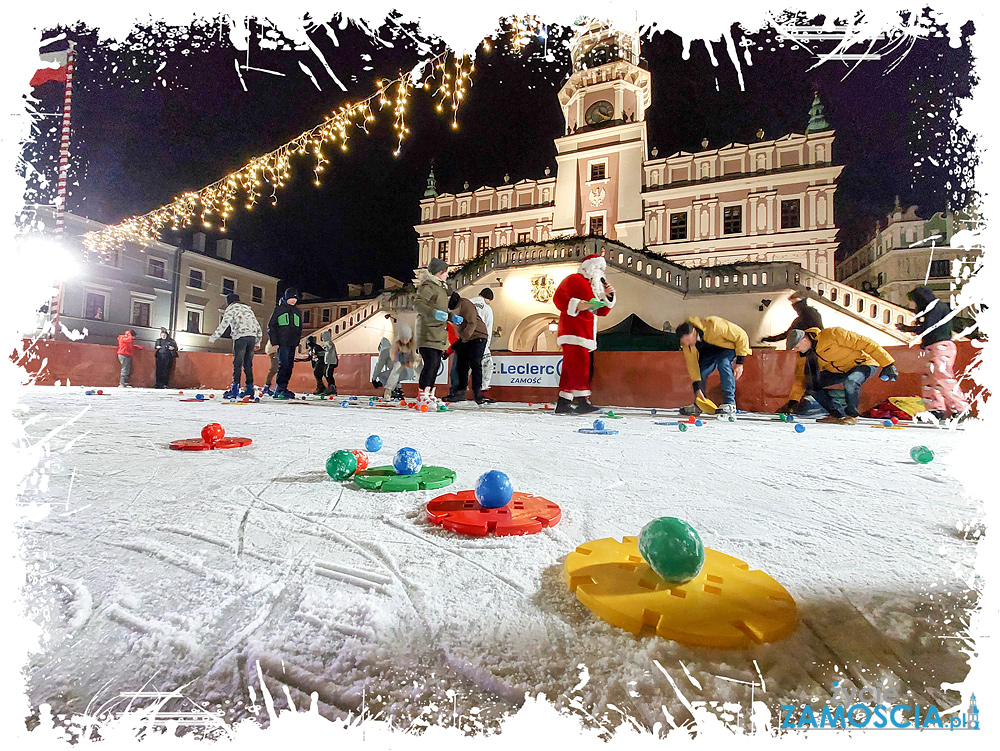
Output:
[
  {"xmin": 179, "ymin": 399, "xmax": 209, "ymax": 402},
  {"xmin": 169, "ymin": 437, "xmax": 252, "ymax": 451},
  {"xmin": 426, "ymin": 491, "xmax": 561, "ymax": 536}
]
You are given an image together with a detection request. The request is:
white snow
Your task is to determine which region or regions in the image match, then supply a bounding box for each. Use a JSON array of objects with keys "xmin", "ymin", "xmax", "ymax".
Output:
[{"xmin": 16, "ymin": 386, "xmax": 981, "ymax": 734}]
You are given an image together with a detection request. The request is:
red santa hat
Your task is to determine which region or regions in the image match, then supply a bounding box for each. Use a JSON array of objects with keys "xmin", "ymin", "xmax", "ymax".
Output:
[{"xmin": 578, "ymin": 253, "xmax": 606, "ymax": 278}]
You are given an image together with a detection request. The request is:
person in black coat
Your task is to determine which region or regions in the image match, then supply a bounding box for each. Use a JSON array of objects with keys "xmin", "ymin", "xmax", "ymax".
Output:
[
  {"xmin": 763, "ymin": 293, "xmax": 825, "ymax": 414},
  {"xmin": 266, "ymin": 287, "xmax": 303, "ymax": 398},
  {"xmin": 154, "ymin": 328, "xmax": 178, "ymax": 388}
]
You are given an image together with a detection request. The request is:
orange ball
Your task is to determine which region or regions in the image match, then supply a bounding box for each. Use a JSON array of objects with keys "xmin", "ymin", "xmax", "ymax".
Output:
[
  {"xmin": 179, "ymin": 390, "xmax": 184, "ymax": 394},
  {"xmin": 400, "ymin": 400, "xmax": 407, "ymax": 407},
  {"xmin": 210, "ymin": 394, "xmax": 215, "ymax": 399},
  {"xmin": 420, "ymin": 404, "xmax": 428, "ymax": 412},
  {"xmin": 688, "ymin": 415, "xmax": 696, "ymax": 423},
  {"xmin": 201, "ymin": 423, "xmax": 225, "ymax": 444},
  {"xmin": 350, "ymin": 450, "xmax": 369, "ymax": 471}
]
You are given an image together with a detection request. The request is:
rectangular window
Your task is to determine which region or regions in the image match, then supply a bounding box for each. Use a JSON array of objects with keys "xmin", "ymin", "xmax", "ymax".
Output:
[
  {"xmin": 130, "ymin": 300, "xmax": 150, "ymax": 328},
  {"xmin": 322, "ymin": 308, "xmax": 331, "ymax": 323},
  {"xmin": 590, "ymin": 163, "xmax": 606, "ymax": 181},
  {"xmin": 222, "ymin": 277, "xmax": 236, "ymax": 296},
  {"xmin": 186, "ymin": 310, "xmax": 201, "ymax": 334},
  {"xmin": 669, "ymin": 212, "xmax": 687, "ymax": 240},
  {"xmin": 477, "ymin": 236, "xmax": 490, "ymax": 253},
  {"xmin": 780, "ymin": 200, "xmax": 801, "ymax": 229},
  {"xmin": 589, "ymin": 215, "xmax": 605, "ymax": 236},
  {"xmin": 338, "ymin": 306, "xmax": 348, "ymax": 318},
  {"xmin": 517, "ymin": 232, "xmax": 530, "ymax": 243},
  {"xmin": 303, "ymin": 310, "xmax": 312, "ymax": 325},
  {"xmin": 147, "ymin": 258, "xmax": 165, "ymax": 279},
  {"xmin": 85, "ymin": 292, "xmax": 106, "ymax": 321},
  {"xmin": 929, "ymin": 259, "xmax": 951, "ymax": 278},
  {"xmin": 723, "ymin": 206, "xmax": 743, "ymax": 235},
  {"xmin": 252, "ymin": 285, "xmax": 263, "ymax": 304},
  {"xmin": 188, "ymin": 269, "xmax": 204, "ymax": 289},
  {"xmin": 437, "ymin": 241, "xmax": 449, "ymax": 262}
]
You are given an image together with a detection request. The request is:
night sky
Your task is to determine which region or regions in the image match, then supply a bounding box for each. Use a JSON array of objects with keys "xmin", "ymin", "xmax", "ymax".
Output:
[{"xmin": 23, "ymin": 13, "xmax": 977, "ymax": 299}]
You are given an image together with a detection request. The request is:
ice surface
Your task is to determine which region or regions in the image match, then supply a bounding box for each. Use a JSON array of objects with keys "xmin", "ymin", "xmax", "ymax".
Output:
[{"xmin": 16, "ymin": 386, "xmax": 980, "ymax": 733}]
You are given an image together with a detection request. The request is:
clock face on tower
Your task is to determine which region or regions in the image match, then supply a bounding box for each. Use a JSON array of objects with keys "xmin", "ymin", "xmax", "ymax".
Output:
[{"xmin": 585, "ymin": 100, "xmax": 614, "ymax": 125}]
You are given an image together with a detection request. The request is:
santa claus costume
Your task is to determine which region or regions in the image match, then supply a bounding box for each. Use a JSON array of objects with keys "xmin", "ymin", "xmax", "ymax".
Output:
[{"xmin": 552, "ymin": 253, "xmax": 616, "ymax": 413}]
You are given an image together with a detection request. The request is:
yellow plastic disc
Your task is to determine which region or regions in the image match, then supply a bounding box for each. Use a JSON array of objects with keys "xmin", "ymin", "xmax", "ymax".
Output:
[
  {"xmin": 564, "ymin": 536, "xmax": 798, "ymax": 649},
  {"xmin": 695, "ymin": 395, "xmax": 718, "ymax": 415}
]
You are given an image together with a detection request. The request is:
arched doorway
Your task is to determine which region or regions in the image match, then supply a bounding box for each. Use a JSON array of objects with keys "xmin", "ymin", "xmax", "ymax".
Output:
[{"xmin": 509, "ymin": 313, "xmax": 560, "ymax": 352}]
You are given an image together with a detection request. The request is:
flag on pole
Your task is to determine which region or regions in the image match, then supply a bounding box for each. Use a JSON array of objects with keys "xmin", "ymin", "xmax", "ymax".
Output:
[{"xmin": 31, "ymin": 50, "xmax": 69, "ymax": 87}]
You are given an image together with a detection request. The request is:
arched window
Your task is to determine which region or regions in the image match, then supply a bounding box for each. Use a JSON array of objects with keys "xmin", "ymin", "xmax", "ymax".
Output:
[
  {"xmin": 761, "ymin": 272, "xmax": 768, "ymax": 284},
  {"xmin": 831, "ymin": 288, "xmax": 838, "ymax": 302},
  {"xmin": 857, "ymin": 299, "xmax": 865, "ymax": 313},
  {"xmin": 844, "ymin": 293, "xmax": 852, "ymax": 307},
  {"xmin": 870, "ymin": 304, "xmax": 878, "ymax": 318},
  {"xmin": 884, "ymin": 310, "xmax": 891, "ymax": 324}
]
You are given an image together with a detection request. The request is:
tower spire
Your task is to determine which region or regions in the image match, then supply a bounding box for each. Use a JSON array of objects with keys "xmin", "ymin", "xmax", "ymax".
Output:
[
  {"xmin": 423, "ymin": 166, "xmax": 438, "ymax": 198},
  {"xmin": 806, "ymin": 91, "xmax": 831, "ymax": 133}
]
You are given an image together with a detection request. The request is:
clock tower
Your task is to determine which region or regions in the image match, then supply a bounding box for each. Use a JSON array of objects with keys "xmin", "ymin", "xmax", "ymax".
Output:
[{"xmin": 551, "ymin": 20, "xmax": 651, "ymax": 248}]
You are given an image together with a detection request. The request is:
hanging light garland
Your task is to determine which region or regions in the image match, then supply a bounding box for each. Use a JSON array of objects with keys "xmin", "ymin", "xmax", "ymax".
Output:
[{"xmin": 82, "ymin": 48, "xmax": 476, "ymax": 258}]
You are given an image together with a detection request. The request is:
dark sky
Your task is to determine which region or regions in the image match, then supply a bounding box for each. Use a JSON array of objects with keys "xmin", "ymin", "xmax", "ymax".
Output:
[{"xmin": 23, "ymin": 13, "xmax": 976, "ymax": 299}]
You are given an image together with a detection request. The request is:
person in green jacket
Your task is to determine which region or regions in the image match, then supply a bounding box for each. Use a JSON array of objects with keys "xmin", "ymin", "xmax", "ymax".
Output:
[{"xmin": 414, "ymin": 257, "xmax": 451, "ymax": 407}]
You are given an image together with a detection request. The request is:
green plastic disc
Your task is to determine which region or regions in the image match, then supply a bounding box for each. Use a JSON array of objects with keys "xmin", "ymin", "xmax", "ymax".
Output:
[{"xmin": 353, "ymin": 465, "xmax": 457, "ymax": 492}]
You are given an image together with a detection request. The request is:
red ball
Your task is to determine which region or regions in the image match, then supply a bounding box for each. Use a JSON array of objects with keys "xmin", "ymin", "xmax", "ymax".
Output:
[
  {"xmin": 210, "ymin": 394, "xmax": 215, "ymax": 399},
  {"xmin": 400, "ymin": 400, "xmax": 407, "ymax": 407},
  {"xmin": 201, "ymin": 423, "xmax": 225, "ymax": 444},
  {"xmin": 350, "ymin": 450, "xmax": 369, "ymax": 471},
  {"xmin": 96, "ymin": 389, "xmax": 103, "ymax": 395},
  {"xmin": 420, "ymin": 404, "xmax": 428, "ymax": 412},
  {"xmin": 891, "ymin": 416, "xmax": 899, "ymax": 424},
  {"xmin": 179, "ymin": 391, "xmax": 184, "ymax": 394},
  {"xmin": 688, "ymin": 415, "xmax": 696, "ymax": 423}
]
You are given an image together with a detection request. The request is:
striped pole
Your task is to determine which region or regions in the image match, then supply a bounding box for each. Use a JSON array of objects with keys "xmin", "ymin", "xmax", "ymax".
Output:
[
  {"xmin": 50, "ymin": 44, "xmax": 75, "ymax": 339},
  {"xmin": 54, "ymin": 44, "xmax": 75, "ymax": 236}
]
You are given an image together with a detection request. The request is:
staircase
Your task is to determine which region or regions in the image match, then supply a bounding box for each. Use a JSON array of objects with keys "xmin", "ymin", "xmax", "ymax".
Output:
[{"xmin": 299, "ymin": 297, "xmax": 383, "ymax": 347}]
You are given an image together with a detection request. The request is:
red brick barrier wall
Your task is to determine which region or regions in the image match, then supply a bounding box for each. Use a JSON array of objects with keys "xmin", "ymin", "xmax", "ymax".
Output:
[{"xmin": 13, "ymin": 339, "xmax": 983, "ymax": 413}]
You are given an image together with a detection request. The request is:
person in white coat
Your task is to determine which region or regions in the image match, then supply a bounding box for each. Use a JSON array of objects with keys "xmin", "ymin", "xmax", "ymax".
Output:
[
  {"xmin": 208, "ymin": 293, "xmax": 263, "ymax": 398},
  {"xmin": 469, "ymin": 288, "xmax": 495, "ymax": 392}
]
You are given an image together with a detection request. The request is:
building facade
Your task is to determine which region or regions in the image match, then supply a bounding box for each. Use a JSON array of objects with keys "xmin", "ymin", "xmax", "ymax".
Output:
[
  {"xmin": 415, "ymin": 20, "xmax": 842, "ymax": 279},
  {"xmin": 31, "ymin": 208, "xmax": 279, "ymax": 352},
  {"xmin": 836, "ymin": 200, "xmax": 981, "ymax": 308}
]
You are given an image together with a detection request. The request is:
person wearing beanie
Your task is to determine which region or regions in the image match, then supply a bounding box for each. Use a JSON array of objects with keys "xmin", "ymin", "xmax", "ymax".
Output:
[
  {"xmin": 153, "ymin": 327, "xmax": 178, "ymax": 388},
  {"xmin": 444, "ymin": 291, "xmax": 490, "ymax": 404},
  {"xmin": 761, "ymin": 293, "xmax": 825, "ymax": 415},
  {"xmin": 383, "ymin": 323, "xmax": 415, "ymax": 400},
  {"xmin": 210, "ymin": 291, "xmax": 263, "ymax": 399},
  {"xmin": 116, "ymin": 328, "xmax": 144, "ymax": 387},
  {"xmin": 787, "ymin": 326, "xmax": 898, "ymax": 425},
  {"xmin": 266, "ymin": 287, "xmax": 303, "ymax": 398},
  {"xmin": 896, "ymin": 285, "xmax": 971, "ymax": 421},
  {"xmin": 675, "ymin": 316, "xmax": 751, "ymax": 417},
  {"xmin": 414, "ymin": 259, "xmax": 450, "ymax": 407},
  {"xmin": 552, "ymin": 253, "xmax": 616, "ymax": 414},
  {"xmin": 469, "ymin": 287, "xmax": 496, "ymax": 395},
  {"xmin": 319, "ymin": 329, "xmax": 339, "ymax": 396}
]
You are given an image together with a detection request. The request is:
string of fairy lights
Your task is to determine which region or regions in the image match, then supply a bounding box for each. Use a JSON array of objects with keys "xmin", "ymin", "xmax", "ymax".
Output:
[{"xmin": 80, "ymin": 16, "xmax": 549, "ymax": 259}]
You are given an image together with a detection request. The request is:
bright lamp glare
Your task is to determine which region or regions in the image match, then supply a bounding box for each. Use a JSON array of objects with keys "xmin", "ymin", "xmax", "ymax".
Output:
[{"xmin": 19, "ymin": 237, "xmax": 81, "ymax": 279}]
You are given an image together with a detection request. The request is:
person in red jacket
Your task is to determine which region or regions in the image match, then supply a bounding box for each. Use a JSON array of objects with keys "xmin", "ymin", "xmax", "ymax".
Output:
[
  {"xmin": 552, "ymin": 253, "xmax": 616, "ymax": 414},
  {"xmin": 116, "ymin": 329, "xmax": 143, "ymax": 388}
]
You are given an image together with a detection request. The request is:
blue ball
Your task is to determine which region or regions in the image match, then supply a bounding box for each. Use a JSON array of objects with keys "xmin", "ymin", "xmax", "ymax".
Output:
[
  {"xmin": 593, "ymin": 419, "xmax": 606, "ymax": 431},
  {"xmin": 196, "ymin": 394, "xmax": 205, "ymax": 400},
  {"xmin": 786, "ymin": 415, "xmax": 795, "ymax": 422},
  {"xmin": 85, "ymin": 390, "xmax": 94, "ymax": 395},
  {"xmin": 341, "ymin": 401, "xmax": 349, "ymax": 408},
  {"xmin": 475, "ymin": 470, "xmax": 513, "ymax": 509},
  {"xmin": 350, "ymin": 396, "xmax": 358, "ymax": 401},
  {"xmin": 695, "ymin": 419, "xmax": 703, "ymax": 427},
  {"xmin": 795, "ymin": 424, "xmax": 806, "ymax": 433},
  {"xmin": 365, "ymin": 435, "xmax": 383, "ymax": 452},
  {"xmin": 393, "ymin": 447, "xmax": 422, "ymax": 475},
  {"xmin": 883, "ymin": 419, "xmax": 893, "ymax": 427},
  {"xmin": 651, "ymin": 409, "xmax": 657, "ymax": 415}
]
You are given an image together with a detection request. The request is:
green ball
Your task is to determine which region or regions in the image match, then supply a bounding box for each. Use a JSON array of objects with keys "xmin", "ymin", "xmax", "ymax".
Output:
[
  {"xmin": 638, "ymin": 517, "xmax": 705, "ymax": 585},
  {"xmin": 678, "ymin": 423, "xmax": 688, "ymax": 432},
  {"xmin": 910, "ymin": 445, "xmax": 935, "ymax": 464},
  {"xmin": 778, "ymin": 413, "xmax": 787, "ymax": 422},
  {"xmin": 326, "ymin": 450, "xmax": 358, "ymax": 480}
]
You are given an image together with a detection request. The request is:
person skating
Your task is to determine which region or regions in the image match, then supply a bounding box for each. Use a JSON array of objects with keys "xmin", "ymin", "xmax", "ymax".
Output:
[
  {"xmin": 383, "ymin": 324, "xmax": 415, "ymax": 401},
  {"xmin": 469, "ymin": 288, "xmax": 496, "ymax": 397},
  {"xmin": 319, "ymin": 329, "xmax": 339, "ymax": 396},
  {"xmin": 371, "ymin": 336, "xmax": 393, "ymax": 391},
  {"xmin": 552, "ymin": 253, "xmax": 616, "ymax": 414},
  {"xmin": 116, "ymin": 329, "xmax": 143, "ymax": 387},
  {"xmin": 153, "ymin": 328, "xmax": 178, "ymax": 388},
  {"xmin": 445, "ymin": 292, "xmax": 491, "ymax": 404},
  {"xmin": 209, "ymin": 293, "xmax": 263, "ymax": 398},
  {"xmin": 675, "ymin": 316, "xmax": 750, "ymax": 417},
  {"xmin": 761, "ymin": 293, "xmax": 825, "ymax": 415},
  {"xmin": 786, "ymin": 327, "xmax": 898, "ymax": 425},
  {"xmin": 266, "ymin": 287, "xmax": 303, "ymax": 399},
  {"xmin": 414, "ymin": 258, "xmax": 450, "ymax": 408},
  {"xmin": 897, "ymin": 285, "xmax": 971, "ymax": 422}
]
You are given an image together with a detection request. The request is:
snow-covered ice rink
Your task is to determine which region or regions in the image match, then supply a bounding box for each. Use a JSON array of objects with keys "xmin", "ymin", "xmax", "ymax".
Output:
[{"xmin": 16, "ymin": 386, "xmax": 981, "ymax": 732}]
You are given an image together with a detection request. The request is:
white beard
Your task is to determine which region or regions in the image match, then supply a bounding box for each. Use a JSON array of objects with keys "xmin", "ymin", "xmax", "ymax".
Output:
[{"xmin": 581, "ymin": 266, "xmax": 608, "ymax": 301}]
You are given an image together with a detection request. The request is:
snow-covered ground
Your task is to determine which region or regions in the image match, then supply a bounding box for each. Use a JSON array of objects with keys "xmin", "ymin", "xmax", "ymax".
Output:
[{"xmin": 15, "ymin": 386, "xmax": 982, "ymax": 734}]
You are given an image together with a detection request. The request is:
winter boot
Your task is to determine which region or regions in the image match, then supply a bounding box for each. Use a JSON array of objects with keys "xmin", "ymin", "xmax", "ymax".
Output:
[
  {"xmin": 474, "ymin": 393, "xmax": 494, "ymax": 405},
  {"xmin": 717, "ymin": 402, "xmax": 737, "ymax": 417},
  {"xmin": 314, "ymin": 385, "xmax": 326, "ymax": 396},
  {"xmin": 324, "ymin": 384, "xmax": 338, "ymax": 396},
  {"xmin": 274, "ymin": 389, "xmax": 296, "ymax": 400},
  {"xmin": 444, "ymin": 390, "xmax": 466, "ymax": 403},
  {"xmin": 573, "ymin": 397, "xmax": 600, "ymax": 415},
  {"xmin": 239, "ymin": 385, "xmax": 254, "ymax": 399},
  {"xmin": 554, "ymin": 397, "xmax": 575, "ymax": 414},
  {"xmin": 223, "ymin": 382, "xmax": 239, "ymax": 399},
  {"xmin": 391, "ymin": 387, "xmax": 404, "ymax": 401},
  {"xmin": 679, "ymin": 403, "xmax": 702, "ymax": 416},
  {"xmin": 261, "ymin": 385, "xmax": 274, "ymax": 396}
]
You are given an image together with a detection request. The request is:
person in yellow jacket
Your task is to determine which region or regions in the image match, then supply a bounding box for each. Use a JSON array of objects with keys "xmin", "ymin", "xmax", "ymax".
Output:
[
  {"xmin": 787, "ymin": 327, "xmax": 899, "ymax": 425},
  {"xmin": 675, "ymin": 316, "xmax": 751, "ymax": 416}
]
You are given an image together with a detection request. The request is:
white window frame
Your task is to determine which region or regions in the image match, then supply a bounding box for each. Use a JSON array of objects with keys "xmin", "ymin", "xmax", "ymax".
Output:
[
  {"xmin": 516, "ymin": 230, "xmax": 532, "ymax": 244},
  {"xmin": 146, "ymin": 256, "xmax": 167, "ymax": 280},
  {"xmin": 322, "ymin": 308, "xmax": 331, "ymax": 323},
  {"xmin": 129, "ymin": 295, "xmax": 154, "ymax": 328},
  {"xmin": 475, "ymin": 234, "xmax": 491, "ymax": 254},
  {"xmin": 184, "ymin": 305, "xmax": 205, "ymax": 335},
  {"xmin": 586, "ymin": 210, "xmax": 608, "ymax": 237},
  {"xmin": 587, "ymin": 158, "xmax": 609, "ymax": 184},
  {"xmin": 251, "ymin": 285, "xmax": 264, "ymax": 304},
  {"xmin": 221, "ymin": 277, "xmax": 237, "ymax": 296},
  {"xmin": 668, "ymin": 209, "xmax": 691, "ymax": 242},
  {"xmin": 187, "ymin": 266, "xmax": 206, "ymax": 291},
  {"xmin": 778, "ymin": 194, "xmax": 805, "ymax": 232},
  {"xmin": 721, "ymin": 201, "xmax": 746, "ymax": 237},
  {"xmin": 82, "ymin": 285, "xmax": 111, "ymax": 320}
]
